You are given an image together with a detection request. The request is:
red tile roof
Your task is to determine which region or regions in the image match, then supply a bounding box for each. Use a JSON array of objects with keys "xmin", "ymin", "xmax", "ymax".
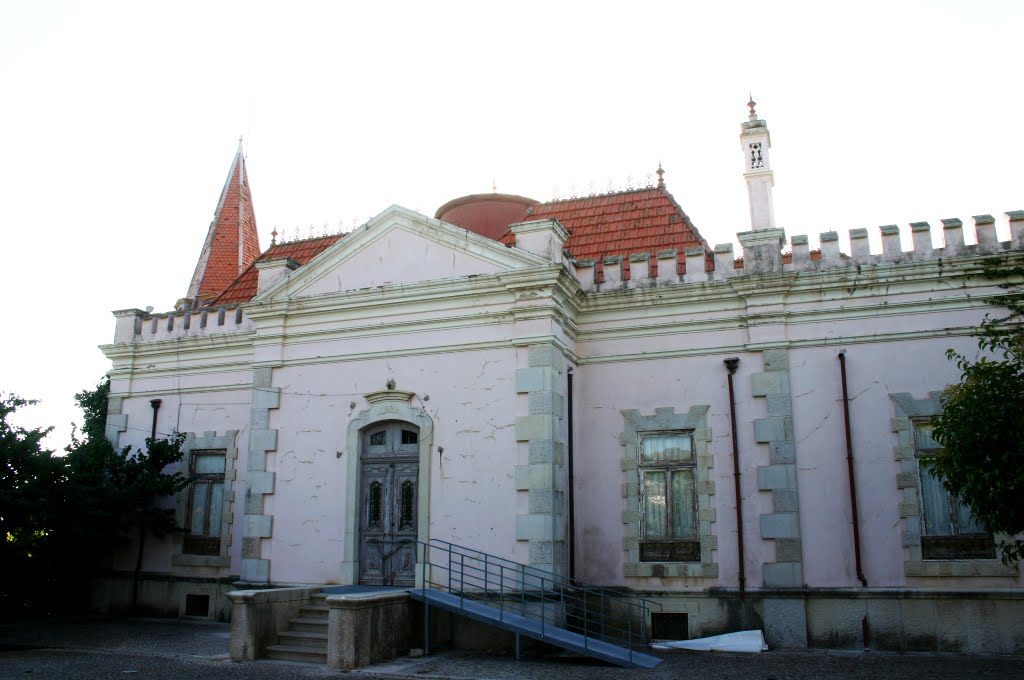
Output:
[
  {"xmin": 499, "ymin": 187, "xmax": 710, "ymax": 279},
  {"xmin": 207, "ymin": 187, "xmax": 713, "ymax": 304},
  {"xmin": 212, "ymin": 235, "xmax": 342, "ymax": 305}
]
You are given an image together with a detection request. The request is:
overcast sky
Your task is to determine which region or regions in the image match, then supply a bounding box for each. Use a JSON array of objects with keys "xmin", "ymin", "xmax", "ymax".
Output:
[{"xmin": 1, "ymin": 0, "xmax": 1021, "ymax": 447}]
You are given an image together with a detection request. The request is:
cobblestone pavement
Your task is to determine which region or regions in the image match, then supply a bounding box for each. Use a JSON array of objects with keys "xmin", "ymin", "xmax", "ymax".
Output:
[{"xmin": 1, "ymin": 618, "xmax": 1020, "ymax": 679}]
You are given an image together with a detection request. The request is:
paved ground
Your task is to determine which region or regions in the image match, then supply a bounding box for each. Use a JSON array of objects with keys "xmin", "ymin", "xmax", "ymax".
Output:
[{"xmin": 0, "ymin": 618, "xmax": 1020, "ymax": 679}]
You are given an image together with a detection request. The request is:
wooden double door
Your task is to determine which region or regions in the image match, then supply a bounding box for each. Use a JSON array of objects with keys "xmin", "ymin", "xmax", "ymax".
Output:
[{"xmin": 358, "ymin": 421, "xmax": 419, "ymax": 586}]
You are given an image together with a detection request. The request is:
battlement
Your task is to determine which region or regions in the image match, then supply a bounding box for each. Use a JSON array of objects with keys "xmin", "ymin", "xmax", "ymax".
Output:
[
  {"xmin": 573, "ymin": 211, "xmax": 1024, "ymax": 292},
  {"xmin": 112, "ymin": 305, "xmax": 252, "ymax": 344}
]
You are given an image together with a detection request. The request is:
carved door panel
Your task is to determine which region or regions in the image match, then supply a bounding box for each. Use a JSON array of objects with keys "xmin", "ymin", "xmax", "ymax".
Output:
[{"xmin": 358, "ymin": 422, "xmax": 419, "ymax": 586}]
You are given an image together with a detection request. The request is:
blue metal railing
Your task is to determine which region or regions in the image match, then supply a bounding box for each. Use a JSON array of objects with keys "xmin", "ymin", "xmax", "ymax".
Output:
[{"xmin": 407, "ymin": 538, "xmax": 661, "ymax": 665}]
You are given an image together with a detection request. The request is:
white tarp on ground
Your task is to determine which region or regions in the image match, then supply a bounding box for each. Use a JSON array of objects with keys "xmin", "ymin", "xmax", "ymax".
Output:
[{"xmin": 651, "ymin": 630, "xmax": 768, "ymax": 653}]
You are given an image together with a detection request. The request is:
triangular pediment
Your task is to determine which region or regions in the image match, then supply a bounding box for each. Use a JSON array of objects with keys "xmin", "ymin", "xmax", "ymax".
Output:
[{"xmin": 257, "ymin": 205, "xmax": 548, "ymax": 301}]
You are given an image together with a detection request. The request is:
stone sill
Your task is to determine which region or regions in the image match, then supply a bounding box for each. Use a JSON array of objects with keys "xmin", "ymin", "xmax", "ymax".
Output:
[
  {"xmin": 625, "ymin": 562, "xmax": 718, "ymax": 578},
  {"xmin": 905, "ymin": 560, "xmax": 1017, "ymax": 578},
  {"xmin": 172, "ymin": 554, "xmax": 231, "ymax": 568}
]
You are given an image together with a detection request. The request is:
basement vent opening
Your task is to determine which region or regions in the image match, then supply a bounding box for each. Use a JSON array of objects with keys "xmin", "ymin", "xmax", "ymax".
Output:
[
  {"xmin": 185, "ymin": 593, "xmax": 210, "ymax": 618},
  {"xmin": 651, "ymin": 612, "xmax": 689, "ymax": 641}
]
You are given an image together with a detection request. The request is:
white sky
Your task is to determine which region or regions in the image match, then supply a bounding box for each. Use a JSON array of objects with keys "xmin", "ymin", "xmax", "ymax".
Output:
[{"xmin": 1, "ymin": 0, "xmax": 1021, "ymax": 447}]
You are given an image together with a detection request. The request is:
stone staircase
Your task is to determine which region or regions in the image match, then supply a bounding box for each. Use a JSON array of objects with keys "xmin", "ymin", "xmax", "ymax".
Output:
[{"xmin": 264, "ymin": 592, "xmax": 329, "ymax": 664}]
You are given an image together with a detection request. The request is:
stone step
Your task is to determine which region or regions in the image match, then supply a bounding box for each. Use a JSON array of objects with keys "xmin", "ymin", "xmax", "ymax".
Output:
[
  {"xmin": 277, "ymin": 630, "xmax": 328, "ymax": 649},
  {"xmin": 289, "ymin": 617, "xmax": 329, "ymax": 633},
  {"xmin": 264, "ymin": 644, "xmax": 327, "ymax": 664},
  {"xmin": 299, "ymin": 605, "xmax": 329, "ymax": 619}
]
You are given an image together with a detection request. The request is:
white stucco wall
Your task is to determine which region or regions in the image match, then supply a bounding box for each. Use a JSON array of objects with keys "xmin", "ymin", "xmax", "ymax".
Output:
[
  {"xmin": 265, "ymin": 349, "xmax": 519, "ymax": 585},
  {"xmin": 296, "ymin": 226, "xmax": 506, "ymax": 297},
  {"xmin": 101, "ymin": 210, "xmax": 1024, "ymax": 606}
]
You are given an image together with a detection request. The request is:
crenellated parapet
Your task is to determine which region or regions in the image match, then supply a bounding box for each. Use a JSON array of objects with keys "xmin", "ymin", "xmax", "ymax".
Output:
[
  {"xmin": 572, "ymin": 210, "xmax": 1024, "ymax": 292},
  {"xmin": 112, "ymin": 305, "xmax": 252, "ymax": 344}
]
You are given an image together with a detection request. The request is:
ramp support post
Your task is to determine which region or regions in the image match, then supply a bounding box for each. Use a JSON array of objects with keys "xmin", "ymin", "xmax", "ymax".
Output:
[{"xmin": 423, "ymin": 603, "xmax": 430, "ymax": 656}]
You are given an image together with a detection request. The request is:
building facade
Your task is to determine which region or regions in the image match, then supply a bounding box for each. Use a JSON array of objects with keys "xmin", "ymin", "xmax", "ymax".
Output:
[{"xmin": 97, "ymin": 108, "xmax": 1024, "ymax": 653}]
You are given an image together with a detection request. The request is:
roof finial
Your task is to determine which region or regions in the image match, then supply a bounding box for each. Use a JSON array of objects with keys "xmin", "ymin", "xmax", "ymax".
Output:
[
  {"xmin": 747, "ymin": 94, "xmax": 757, "ymax": 120},
  {"xmin": 492, "ymin": 178, "xmax": 497, "ymax": 193},
  {"xmin": 656, "ymin": 162, "xmax": 665, "ymax": 190},
  {"xmin": 271, "ymin": 226, "xmax": 278, "ymax": 245}
]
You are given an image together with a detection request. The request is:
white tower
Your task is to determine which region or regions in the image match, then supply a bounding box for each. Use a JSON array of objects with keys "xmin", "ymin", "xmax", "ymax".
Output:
[
  {"xmin": 741, "ymin": 96, "xmax": 776, "ymax": 230},
  {"xmin": 736, "ymin": 97, "xmax": 785, "ymax": 275}
]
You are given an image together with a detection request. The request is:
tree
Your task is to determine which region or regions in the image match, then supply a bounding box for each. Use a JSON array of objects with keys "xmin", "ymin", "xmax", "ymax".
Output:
[
  {"xmin": 63, "ymin": 379, "xmax": 190, "ymax": 612},
  {"xmin": 116, "ymin": 432, "xmax": 190, "ymax": 611},
  {"xmin": 929, "ymin": 259, "xmax": 1024, "ymax": 566},
  {"xmin": 0, "ymin": 394, "xmax": 61, "ymax": 614},
  {"xmin": 1, "ymin": 380, "xmax": 192, "ymax": 616}
]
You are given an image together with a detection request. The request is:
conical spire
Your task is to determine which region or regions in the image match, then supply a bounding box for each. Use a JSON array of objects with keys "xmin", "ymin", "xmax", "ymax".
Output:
[{"xmin": 187, "ymin": 139, "xmax": 261, "ymax": 303}]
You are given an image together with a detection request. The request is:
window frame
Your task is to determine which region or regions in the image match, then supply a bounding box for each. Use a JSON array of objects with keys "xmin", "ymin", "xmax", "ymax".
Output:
[
  {"xmin": 183, "ymin": 449, "xmax": 227, "ymax": 556},
  {"xmin": 636, "ymin": 430, "xmax": 700, "ymax": 561},
  {"xmin": 171, "ymin": 430, "xmax": 238, "ymax": 569},
  {"xmin": 889, "ymin": 393, "xmax": 1012, "ymax": 577},
  {"xmin": 911, "ymin": 419, "xmax": 993, "ymax": 560},
  {"xmin": 620, "ymin": 405, "xmax": 717, "ymax": 580}
]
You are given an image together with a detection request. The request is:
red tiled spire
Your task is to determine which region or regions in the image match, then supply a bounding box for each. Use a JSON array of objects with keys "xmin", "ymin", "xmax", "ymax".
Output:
[{"xmin": 187, "ymin": 140, "xmax": 261, "ymax": 303}]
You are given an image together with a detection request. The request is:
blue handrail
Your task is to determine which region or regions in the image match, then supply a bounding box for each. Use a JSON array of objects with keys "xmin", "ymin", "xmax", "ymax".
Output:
[{"xmin": 408, "ymin": 538, "xmax": 660, "ymax": 659}]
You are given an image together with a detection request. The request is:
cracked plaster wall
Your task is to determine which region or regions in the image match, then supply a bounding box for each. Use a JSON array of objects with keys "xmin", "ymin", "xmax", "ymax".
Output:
[
  {"xmin": 266, "ymin": 349, "xmax": 519, "ymax": 585},
  {"xmin": 790, "ymin": 338, "xmax": 1022, "ymax": 590},
  {"xmin": 573, "ymin": 357, "xmax": 766, "ymax": 589}
]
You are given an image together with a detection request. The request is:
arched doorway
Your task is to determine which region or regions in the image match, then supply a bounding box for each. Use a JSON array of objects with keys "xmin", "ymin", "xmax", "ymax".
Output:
[{"xmin": 358, "ymin": 421, "xmax": 419, "ymax": 586}]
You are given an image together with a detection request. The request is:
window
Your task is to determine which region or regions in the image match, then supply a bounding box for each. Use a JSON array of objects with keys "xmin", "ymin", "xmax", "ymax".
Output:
[
  {"xmin": 184, "ymin": 450, "xmax": 226, "ymax": 556},
  {"xmin": 638, "ymin": 432, "xmax": 699, "ymax": 562},
  {"xmin": 913, "ymin": 422, "xmax": 993, "ymax": 560}
]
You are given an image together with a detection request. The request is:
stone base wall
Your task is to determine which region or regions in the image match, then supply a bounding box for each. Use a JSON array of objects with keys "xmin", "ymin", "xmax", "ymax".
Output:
[
  {"xmin": 90, "ymin": 571, "xmax": 238, "ymax": 622},
  {"xmin": 326, "ymin": 591, "xmax": 413, "ymax": 670},
  {"xmin": 642, "ymin": 589, "xmax": 1024, "ymax": 655},
  {"xmin": 227, "ymin": 586, "xmax": 321, "ymax": 660}
]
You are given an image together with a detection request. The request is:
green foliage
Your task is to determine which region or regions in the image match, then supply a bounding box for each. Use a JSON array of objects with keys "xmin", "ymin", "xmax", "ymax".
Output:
[
  {"xmin": 929, "ymin": 258, "xmax": 1024, "ymax": 566},
  {"xmin": 0, "ymin": 380, "xmax": 191, "ymax": 616},
  {"xmin": 0, "ymin": 394, "xmax": 61, "ymax": 614}
]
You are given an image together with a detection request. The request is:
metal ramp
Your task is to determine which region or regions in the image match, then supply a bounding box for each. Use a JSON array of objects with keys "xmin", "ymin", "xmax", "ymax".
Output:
[{"xmin": 406, "ymin": 539, "xmax": 662, "ymax": 669}]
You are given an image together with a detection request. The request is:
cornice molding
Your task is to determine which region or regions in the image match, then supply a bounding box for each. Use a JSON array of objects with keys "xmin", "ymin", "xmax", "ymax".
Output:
[{"xmin": 579, "ymin": 325, "xmax": 979, "ymax": 365}]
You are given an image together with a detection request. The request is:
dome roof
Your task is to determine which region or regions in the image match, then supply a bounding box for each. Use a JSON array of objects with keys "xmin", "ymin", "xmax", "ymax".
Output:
[{"xmin": 435, "ymin": 193, "xmax": 539, "ymax": 241}]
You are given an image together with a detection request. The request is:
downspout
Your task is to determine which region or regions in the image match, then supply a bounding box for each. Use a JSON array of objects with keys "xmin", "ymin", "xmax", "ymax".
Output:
[
  {"xmin": 838, "ymin": 352, "xmax": 867, "ymax": 587},
  {"xmin": 149, "ymin": 399, "xmax": 161, "ymax": 441},
  {"xmin": 723, "ymin": 358, "xmax": 745, "ymax": 599},
  {"xmin": 566, "ymin": 367, "xmax": 576, "ymax": 582},
  {"xmin": 132, "ymin": 398, "xmax": 162, "ymax": 612}
]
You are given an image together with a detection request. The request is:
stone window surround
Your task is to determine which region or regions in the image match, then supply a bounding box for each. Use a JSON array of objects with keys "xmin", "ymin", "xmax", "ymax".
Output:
[
  {"xmin": 621, "ymin": 405, "xmax": 718, "ymax": 579},
  {"xmin": 172, "ymin": 430, "xmax": 239, "ymax": 569},
  {"xmin": 889, "ymin": 392, "xmax": 1016, "ymax": 578},
  {"xmin": 342, "ymin": 387, "xmax": 434, "ymax": 586}
]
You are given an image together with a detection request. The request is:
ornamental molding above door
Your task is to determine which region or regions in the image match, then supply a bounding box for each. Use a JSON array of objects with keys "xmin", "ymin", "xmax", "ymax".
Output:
[{"xmin": 341, "ymin": 383, "xmax": 434, "ymax": 585}]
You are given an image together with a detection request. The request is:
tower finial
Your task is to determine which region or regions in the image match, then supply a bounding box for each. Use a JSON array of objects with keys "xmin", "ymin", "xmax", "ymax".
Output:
[
  {"xmin": 271, "ymin": 226, "xmax": 278, "ymax": 245},
  {"xmin": 747, "ymin": 94, "xmax": 757, "ymax": 120},
  {"xmin": 656, "ymin": 162, "xmax": 665, "ymax": 190},
  {"xmin": 492, "ymin": 178, "xmax": 497, "ymax": 193}
]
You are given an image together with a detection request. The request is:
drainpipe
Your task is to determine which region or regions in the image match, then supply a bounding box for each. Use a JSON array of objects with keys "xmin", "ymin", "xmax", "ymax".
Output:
[
  {"xmin": 149, "ymin": 399, "xmax": 161, "ymax": 441},
  {"xmin": 566, "ymin": 367, "xmax": 576, "ymax": 582},
  {"xmin": 133, "ymin": 398, "xmax": 162, "ymax": 612},
  {"xmin": 723, "ymin": 358, "xmax": 745, "ymax": 599},
  {"xmin": 838, "ymin": 352, "xmax": 867, "ymax": 587}
]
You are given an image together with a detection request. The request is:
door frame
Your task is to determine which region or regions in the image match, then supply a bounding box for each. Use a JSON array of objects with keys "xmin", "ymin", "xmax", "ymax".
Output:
[
  {"xmin": 357, "ymin": 421, "xmax": 420, "ymax": 586},
  {"xmin": 343, "ymin": 387, "xmax": 433, "ymax": 585}
]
